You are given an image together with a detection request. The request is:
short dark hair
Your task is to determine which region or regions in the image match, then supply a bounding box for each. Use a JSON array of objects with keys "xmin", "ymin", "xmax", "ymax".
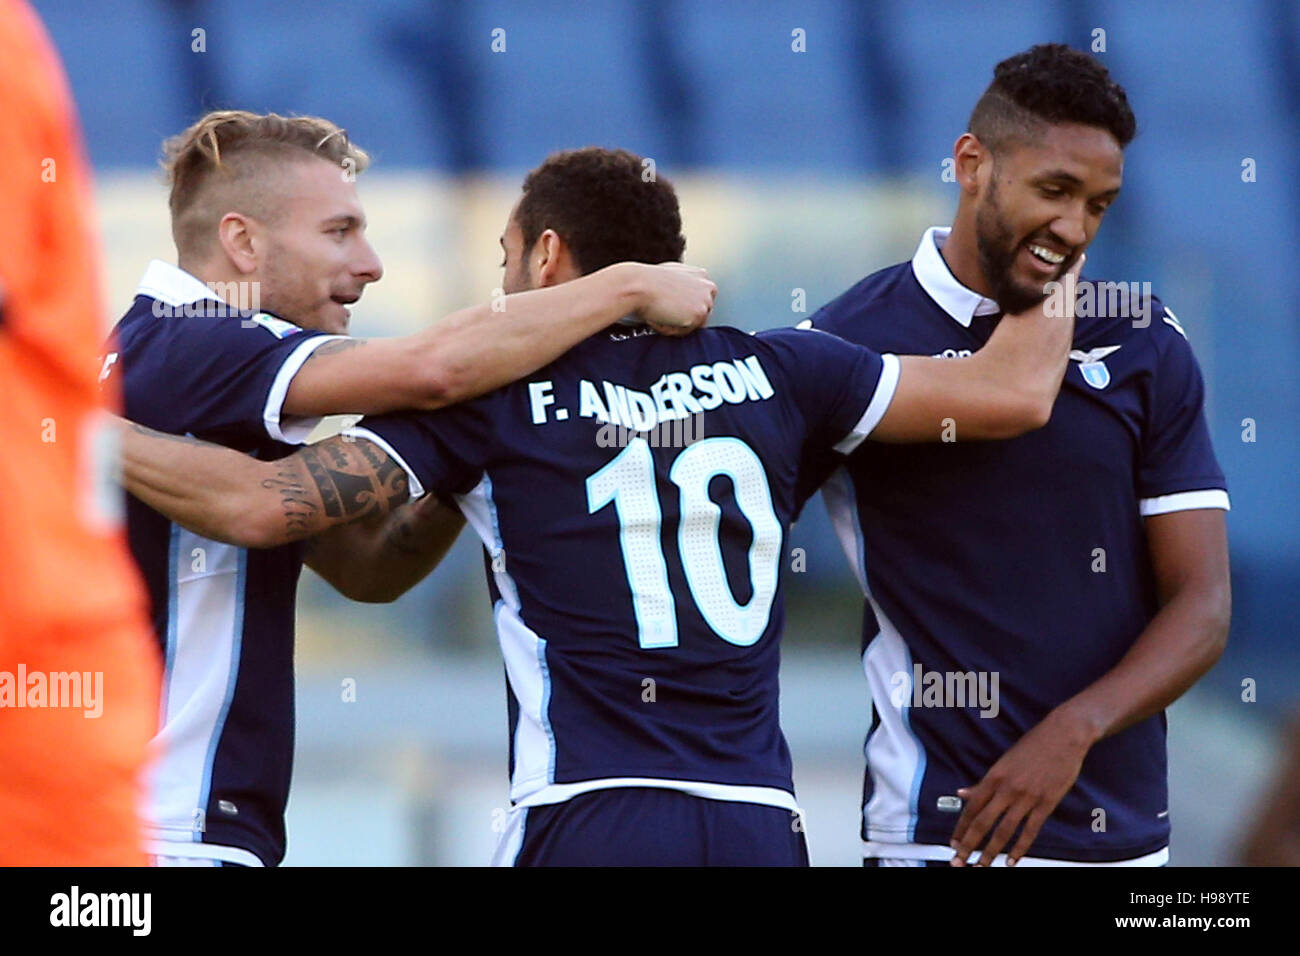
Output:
[
  {"xmin": 968, "ymin": 44, "xmax": 1136, "ymax": 154},
  {"xmin": 515, "ymin": 147, "xmax": 686, "ymax": 275}
]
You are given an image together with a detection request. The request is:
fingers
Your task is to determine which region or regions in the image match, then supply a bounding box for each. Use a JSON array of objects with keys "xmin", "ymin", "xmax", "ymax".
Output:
[
  {"xmin": 973, "ymin": 797, "xmax": 1035, "ymax": 867},
  {"xmin": 643, "ymin": 263, "xmax": 716, "ymax": 333},
  {"xmin": 1005, "ymin": 805, "xmax": 1052, "ymax": 866},
  {"xmin": 1066, "ymin": 252, "xmax": 1086, "ymax": 281},
  {"xmin": 949, "ymin": 784, "xmax": 1003, "ymax": 866}
]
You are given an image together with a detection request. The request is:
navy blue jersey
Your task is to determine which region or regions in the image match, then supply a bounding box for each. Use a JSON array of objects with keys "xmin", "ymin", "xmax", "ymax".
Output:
[
  {"xmin": 802, "ymin": 227, "xmax": 1229, "ymax": 864},
  {"xmin": 104, "ymin": 260, "xmax": 343, "ymax": 866},
  {"xmin": 352, "ymin": 324, "xmax": 896, "ymax": 813}
]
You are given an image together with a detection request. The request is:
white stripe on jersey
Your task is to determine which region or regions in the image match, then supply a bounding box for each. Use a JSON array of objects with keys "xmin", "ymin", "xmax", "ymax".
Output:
[
  {"xmin": 453, "ymin": 474, "xmax": 552, "ymax": 799},
  {"xmin": 1138, "ymin": 488, "xmax": 1230, "ymax": 516},
  {"xmin": 496, "ymin": 600, "xmax": 557, "ymax": 801},
  {"xmin": 513, "ymin": 777, "xmax": 800, "ymax": 813},
  {"xmin": 146, "ymin": 525, "xmax": 245, "ymax": 845},
  {"xmin": 861, "ymin": 597, "xmax": 926, "ymax": 844},
  {"xmin": 835, "ymin": 352, "xmax": 901, "ymax": 454},
  {"xmin": 263, "ymin": 334, "xmax": 347, "ymax": 443},
  {"xmin": 822, "ymin": 469, "xmax": 926, "ymax": 841},
  {"xmin": 862, "ymin": 840, "xmax": 1169, "ymax": 867},
  {"xmin": 147, "ymin": 842, "xmax": 264, "ymax": 867}
]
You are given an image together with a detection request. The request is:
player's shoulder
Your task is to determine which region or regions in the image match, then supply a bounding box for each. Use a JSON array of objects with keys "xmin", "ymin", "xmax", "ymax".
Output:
[
  {"xmin": 115, "ymin": 295, "xmax": 312, "ymax": 352},
  {"xmin": 1073, "ymin": 279, "xmax": 1196, "ymax": 365},
  {"xmin": 809, "ymin": 261, "xmax": 914, "ymax": 332}
]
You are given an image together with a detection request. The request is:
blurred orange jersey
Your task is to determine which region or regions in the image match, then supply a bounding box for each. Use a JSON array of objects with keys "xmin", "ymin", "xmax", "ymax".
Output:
[{"xmin": 0, "ymin": 0, "xmax": 158, "ymax": 865}]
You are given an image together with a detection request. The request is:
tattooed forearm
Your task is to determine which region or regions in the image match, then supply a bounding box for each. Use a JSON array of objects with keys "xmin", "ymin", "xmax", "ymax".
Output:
[
  {"xmin": 261, "ymin": 460, "xmax": 319, "ymax": 540},
  {"xmin": 356, "ymin": 436, "xmax": 408, "ymax": 509},
  {"xmin": 296, "ymin": 436, "xmax": 410, "ymax": 526}
]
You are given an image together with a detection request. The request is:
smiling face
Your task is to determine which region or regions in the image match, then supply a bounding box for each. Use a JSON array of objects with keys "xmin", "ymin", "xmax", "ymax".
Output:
[
  {"xmin": 254, "ymin": 157, "xmax": 384, "ymax": 333},
  {"xmin": 973, "ymin": 123, "xmax": 1123, "ymax": 314}
]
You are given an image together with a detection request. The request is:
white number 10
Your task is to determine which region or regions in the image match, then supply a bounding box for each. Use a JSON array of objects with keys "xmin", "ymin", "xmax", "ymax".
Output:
[{"xmin": 585, "ymin": 436, "xmax": 781, "ymax": 649}]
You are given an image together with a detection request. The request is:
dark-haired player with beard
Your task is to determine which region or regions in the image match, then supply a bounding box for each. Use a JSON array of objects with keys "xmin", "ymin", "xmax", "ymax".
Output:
[{"xmin": 802, "ymin": 44, "xmax": 1231, "ymax": 867}]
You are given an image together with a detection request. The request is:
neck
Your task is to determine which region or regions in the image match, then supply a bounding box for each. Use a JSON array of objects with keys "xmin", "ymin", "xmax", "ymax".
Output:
[
  {"xmin": 939, "ymin": 211, "xmax": 995, "ymax": 299},
  {"xmin": 177, "ymin": 256, "xmax": 247, "ymax": 306}
]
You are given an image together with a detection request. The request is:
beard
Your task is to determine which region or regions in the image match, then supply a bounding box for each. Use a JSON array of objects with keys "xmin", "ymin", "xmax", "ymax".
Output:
[
  {"xmin": 259, "ymin": 252, "xmax": 345, "ymax": 334},
  {"xmin": 974, "ymin": 181, "xmax": 1062, "ymax": 316}
]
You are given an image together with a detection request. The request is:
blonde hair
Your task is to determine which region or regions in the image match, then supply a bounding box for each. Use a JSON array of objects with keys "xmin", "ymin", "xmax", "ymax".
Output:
[{"xmin": 162, "ymin": 110, "xmax": 370, "ymax": 257}]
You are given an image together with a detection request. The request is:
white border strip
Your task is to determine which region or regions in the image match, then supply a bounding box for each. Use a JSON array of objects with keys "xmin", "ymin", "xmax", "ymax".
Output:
[
  {"xmin": 513, "ymin": 777, "xmax": 800, "ymax": 813},
  {"xmin": 146, "ymin": 840, "xmax": 265, "ymax": 867},
  {"xmin": 862, "ymin": 840, "xmax": 1169, "ymax": 867},
  {"xmin": 835, "ymin": 353, "xmax": 901, "ymax": 455},
  {"xmin": 262, "ymin": 334, "xmax": 348, "ymax": 443},
  {"xmin": 1139, "ymin": 489, "xmax": 1230, "ymax": 517}
]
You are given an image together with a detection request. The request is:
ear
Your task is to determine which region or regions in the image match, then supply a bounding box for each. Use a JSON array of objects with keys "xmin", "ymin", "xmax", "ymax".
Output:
[
  {"xmin": 534, "ymin": 229, "xmax": 568, "ymax": 288},
  {"xmin": 216, "ymin": 212, "xmax": 260, "ymax": 276},
  {"xmin": 953, "ymin": 133, "xmax": 989, "ymax": 198}
]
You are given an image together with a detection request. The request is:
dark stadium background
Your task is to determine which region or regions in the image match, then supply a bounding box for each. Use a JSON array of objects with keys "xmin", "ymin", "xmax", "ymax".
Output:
[{"xmin": 36, "ymin": 0, "xmax": 1300, "ymax": 864}]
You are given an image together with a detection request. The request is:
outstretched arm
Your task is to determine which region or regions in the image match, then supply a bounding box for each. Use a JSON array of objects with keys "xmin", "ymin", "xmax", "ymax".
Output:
[
  {"xmin": 120, "ymin": 422, "xmax": 411, "ymax": 549},
  {"xmin": 283, "ymin": 261, "xmax": 717, "ymax": 416},
  {"xmin": 871, "ymin": 256, "xmax": 1082, "ymax": 442}
]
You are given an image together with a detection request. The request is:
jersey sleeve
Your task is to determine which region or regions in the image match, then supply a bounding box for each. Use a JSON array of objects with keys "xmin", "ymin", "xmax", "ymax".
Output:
[
  {"xmin": 754, "ymin": 326, "xmax": 900, "ymax": 455},
  {"xmin": 118, "ymin": 310, "xmax": 344, "ymax": 444},
  {"xmin": 1137, "ymin": 302, "xmax": 1230, "ymax": 516},
  {"xmin": 343, "ymin": 400, "xmax": 492, "ymax": 505}
]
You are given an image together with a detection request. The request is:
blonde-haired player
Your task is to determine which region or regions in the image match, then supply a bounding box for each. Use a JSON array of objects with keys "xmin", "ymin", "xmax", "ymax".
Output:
[{"xmin": 103, "ymin": 109, "xmax": 716, "ymax": 866}]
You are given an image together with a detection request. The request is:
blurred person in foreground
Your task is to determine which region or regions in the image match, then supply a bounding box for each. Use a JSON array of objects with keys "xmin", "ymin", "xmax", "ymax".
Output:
[
  {"xmin": 801, "ymin": 44, "xmax": 1230, "ymax": 867},
  {"xmin": 99, "ymin": 112, "xmax": 716, "ymax": 867},
  {"xmin": 119, "ymin": 147, "xmax": 1081, "ymax": 865},
  {"xmin": 0, "ymin": 0, "xmax": 159, "ymax": 865}
]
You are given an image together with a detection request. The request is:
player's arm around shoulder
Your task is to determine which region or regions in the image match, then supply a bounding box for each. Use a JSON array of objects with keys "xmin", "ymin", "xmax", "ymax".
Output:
[
  {"xmin": 301, "ymin": 493, "xmax": 465, "ymax": 603},
  {"xmin": 118, "ymin": 419, "xmax": 409, "ymax": 549},
  {"xmin": 281, "ymin": 262, "xmax": 716, "ymax": 417},
  {"xmin": 873, "ymin": 257, "xmax": 1082, "ymax": 443}
]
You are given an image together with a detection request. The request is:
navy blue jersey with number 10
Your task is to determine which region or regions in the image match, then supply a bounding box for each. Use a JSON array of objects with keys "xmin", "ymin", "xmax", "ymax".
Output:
[{"xmin": 351, "ymin": 325, "xmax": 897, "ymax": 819}]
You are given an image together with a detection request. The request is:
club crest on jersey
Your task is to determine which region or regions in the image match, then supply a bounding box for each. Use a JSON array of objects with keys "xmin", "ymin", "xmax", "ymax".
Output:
[
  {"xmin": 1069, "ymin": 345, "xmax": 1121, "ymax": 390},
  {"xmin": 246, "ymin": 312, "xmax": 302, "ymax": 339}
]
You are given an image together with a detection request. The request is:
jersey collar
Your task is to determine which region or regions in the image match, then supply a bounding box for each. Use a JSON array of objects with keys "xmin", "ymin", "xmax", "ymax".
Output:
[
  {"xmin": 910, "ymin": 226, "xmax": 1000, "ymax": 328},
  {"xmin": 135, "ymin": 259, "xmax": 224, "ymax": 309}
]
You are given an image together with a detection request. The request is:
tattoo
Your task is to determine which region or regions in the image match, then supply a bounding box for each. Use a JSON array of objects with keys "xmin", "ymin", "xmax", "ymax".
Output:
[
  {"xmin": 382, "ymin": 505, "xmax": 435, "ymax": 556},
  {"xmin": 356, "ymin": 437, "xmax": 406, "ymax": 508},
  {"xmin": 129, "ymin": 422, "xmax": 204, "ymax": 445},
  {"xmin": 297, "ymin": 437, "xmax": 409, "ymax": 529},
  {"xmin": 261, "ymin": 462, "xmax": 319, "ymax": 540},
  {"xmin": 304, "ymin": 338, "xmax": 366, "ymax": 361}
]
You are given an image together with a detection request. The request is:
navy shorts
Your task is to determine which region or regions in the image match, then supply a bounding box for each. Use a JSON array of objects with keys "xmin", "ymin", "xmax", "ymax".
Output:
[{"xmin": 511, "ymin": 787, "xmax": 809, "ymax": 867}]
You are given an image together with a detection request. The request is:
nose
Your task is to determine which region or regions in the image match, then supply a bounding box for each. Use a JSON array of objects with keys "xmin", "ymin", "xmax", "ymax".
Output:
[
  {"xmin": 1051, "ymin": 208, "xmax": 1088, "ymax": 250},
  {"xmin": 354, "ymin": 237, "xmax": 384, "ymax": 284}
]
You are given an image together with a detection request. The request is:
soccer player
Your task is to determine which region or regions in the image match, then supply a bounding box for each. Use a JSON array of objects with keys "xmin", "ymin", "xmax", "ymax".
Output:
[
  {"xmin": 801, "ymin": 44, "xmax": 1231, "ymax": 867},
  {"xmin": 0, "ymin": 0, "xmax": 159, "ymax": 865},
  {"xmin": 104, "ymin": 112, "xmax": 717, "ymax": 867},
  {"xmin": 120, "ymin": 147, "xmax": 1080, "ymax": 866}
]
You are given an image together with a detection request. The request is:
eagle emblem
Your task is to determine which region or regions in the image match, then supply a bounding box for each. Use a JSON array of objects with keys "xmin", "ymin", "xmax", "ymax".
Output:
[{"xmin": 1069, "ymin": 345, "xmax": 1122, "ymax": 390}]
